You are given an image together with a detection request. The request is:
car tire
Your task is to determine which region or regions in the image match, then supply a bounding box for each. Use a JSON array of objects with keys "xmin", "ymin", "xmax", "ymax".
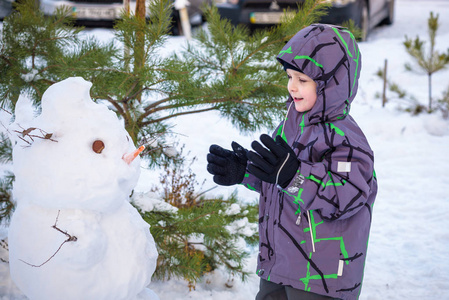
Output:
[
  {"xmin": 170, "ymin": 10, "xmax": 182, "ymax": 36},
  {"xmin": 359, "ymin": 0, "xmax": 369, "ymax": 41},
  {"xmin": 381, "ymin": 0, "xmax": 395, "ymax": 25}
]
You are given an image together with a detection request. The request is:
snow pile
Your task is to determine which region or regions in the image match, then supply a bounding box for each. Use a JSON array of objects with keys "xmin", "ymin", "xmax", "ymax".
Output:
[
  {"xmin": 226, "ymin": 217, "xmax": 257, "ymax": 238},
  {"xmin": 7, "ymin": 77, "xmax": 159, "ymax": 300},
  {"xmin": 20, "ymin": 69, "xmax": 41, "ymax": 83},
  {"xmin": 224, "ymin": 203, "xmax": 241, "ymax": 215},
  {"xmin": 173, "ymin": 0, "xmax": 190, "ymax": 10},
  {"xmin": 132, "ymin": 191, "xmax": 179, "ymax": 214},
  {"xmin": 224, "ymin": 204, "xmax": 257, "ymax": 237}
]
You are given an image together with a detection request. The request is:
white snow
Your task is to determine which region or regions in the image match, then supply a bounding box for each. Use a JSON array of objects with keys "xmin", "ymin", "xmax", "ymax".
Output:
[
  {"xmin": 1, "ymin": 0, "xmax": 449, "ymax": 299},
  {"xmin": 173, "ymin": 0, "xmax": 190, "ymax": 10},
  {"xmin": 5, "ymin": 78, "xmax": 159, "ymax": 300},
  {"xmin": 226, "ymin": 217, "xmax": 257, "ymax": 238},
  {"xmin": 132, "ymin": 191, "xmax": 179, "ymax": 214},
  {"xmin": 11, "ymin": 95, "xmax": 35, "ymax": 126},
  {"xmin": 225, "ymin": 203, "xmax": 241, "ymax": 215},
  {"xmin": 11, "ymin": 77, "xmax": 142, "ymax": 212},
  {"xmin": 20, "ymin": 69, "xmax": 41, "ymax": 83}
]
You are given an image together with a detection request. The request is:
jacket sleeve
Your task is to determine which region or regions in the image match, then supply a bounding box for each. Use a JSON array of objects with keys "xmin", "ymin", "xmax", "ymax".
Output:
[
  {"xmin": 241, "ymin": 172, "xmax": 262, "ymax": 193},
  {"xmin": 281, "ymin": 138, "xmax": 377, "ymax": 221}
]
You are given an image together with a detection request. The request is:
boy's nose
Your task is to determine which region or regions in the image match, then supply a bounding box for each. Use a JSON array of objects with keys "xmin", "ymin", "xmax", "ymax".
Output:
[{"xmin": 289, "ymin": 83, "xmax": 300, "ymax": 94}]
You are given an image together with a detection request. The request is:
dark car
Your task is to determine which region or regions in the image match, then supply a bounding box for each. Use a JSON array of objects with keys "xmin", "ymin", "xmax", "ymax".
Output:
[
  {"xmin": 0, "ymin": 0, "xmax": 13, "ymax": 19},
  {"xmin": 0, "ymin": 0, "xmax": 206, "ymax": 34},
  {"xmin": 215, "ymin": 0, "xmax": 395, "ymax": 40}
]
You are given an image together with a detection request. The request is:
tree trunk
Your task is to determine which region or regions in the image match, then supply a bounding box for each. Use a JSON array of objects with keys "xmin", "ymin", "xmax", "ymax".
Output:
[
  {"xmin": 134, "ymin": 0, "xmax": 146, "ymax": 102},
  {"xmin": 382, "ymin": 59, "xmax": 388, "ymax": 107},
  {"xmin": 135, "ymin": 0, "xmax": 145, "ymax": 20}
]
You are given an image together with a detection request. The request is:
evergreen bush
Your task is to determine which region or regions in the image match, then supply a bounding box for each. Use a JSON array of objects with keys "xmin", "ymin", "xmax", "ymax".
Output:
[
  {"xmin": 376, "ymin": 12, "xmax": 449, "ymax": 115},
  {"xmin": 404, "ymin": 12, "xmax": 449, "ymax": 112}
]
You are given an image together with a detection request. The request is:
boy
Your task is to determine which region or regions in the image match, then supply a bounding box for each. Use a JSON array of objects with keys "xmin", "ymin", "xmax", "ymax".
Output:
[{"xmin": 207, "ymin": 24, "xmax": 377, "ymax": 300}]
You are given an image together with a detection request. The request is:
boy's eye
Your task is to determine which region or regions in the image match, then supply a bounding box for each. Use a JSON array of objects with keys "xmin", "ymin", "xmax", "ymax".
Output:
[{"xmin": 287, "ymin": 75, "xmax": 292, "ymax": 79}]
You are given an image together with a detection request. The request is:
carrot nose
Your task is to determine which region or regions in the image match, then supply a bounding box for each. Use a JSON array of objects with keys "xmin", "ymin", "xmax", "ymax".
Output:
[{"xmin": 123, "ymin": 145, "xmax": 145, "ymax": 164}]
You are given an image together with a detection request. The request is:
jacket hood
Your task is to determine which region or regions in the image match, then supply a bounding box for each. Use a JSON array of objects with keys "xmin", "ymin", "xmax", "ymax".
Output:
[{"xmin": 277, "ymin": 24, "xmax": 361, "ymax": 124}]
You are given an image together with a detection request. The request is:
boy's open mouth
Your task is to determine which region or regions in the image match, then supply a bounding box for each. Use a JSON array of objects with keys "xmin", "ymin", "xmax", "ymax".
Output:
[{"xmin": 293, "ymin": 97, "xmax": 303, "ymax": 101}]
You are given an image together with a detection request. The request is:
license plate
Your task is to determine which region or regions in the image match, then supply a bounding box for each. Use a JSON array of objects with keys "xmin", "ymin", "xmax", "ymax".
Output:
[
  {"xmin": 249, "ymin": 12, "xmax": 294, "ymax": 24},
  {"xmin": 73, "ymin": 6, "xmax": 118, "ymax": 20}
]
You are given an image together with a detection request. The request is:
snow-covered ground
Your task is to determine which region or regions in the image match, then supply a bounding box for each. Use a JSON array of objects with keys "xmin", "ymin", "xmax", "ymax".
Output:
[{"xmin": 2, "ymin": 0, "xmax": 449, "ymax": 299}]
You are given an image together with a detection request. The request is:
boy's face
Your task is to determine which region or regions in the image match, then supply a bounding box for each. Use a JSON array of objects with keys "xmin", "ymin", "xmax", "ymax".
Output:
[{"xmin": 286, "ymin": 69, "xmax": 317, "ymax": 113}]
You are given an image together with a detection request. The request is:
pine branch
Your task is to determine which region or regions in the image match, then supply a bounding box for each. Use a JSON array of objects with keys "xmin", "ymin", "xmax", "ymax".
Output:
[
  {"xmin": 140, "ymin": 93, "xmax": 279, "ymax": 126},
  {"xmin": 0, "ymin": 172, "xmax": 14, "ymax": 222},
  {"xmin": 104, "ymin": 96, "xmax": 126, "ymax": 116},
  {"xmin": 142, "ymin": 107, "xmax": 215, "ymax": 125}
]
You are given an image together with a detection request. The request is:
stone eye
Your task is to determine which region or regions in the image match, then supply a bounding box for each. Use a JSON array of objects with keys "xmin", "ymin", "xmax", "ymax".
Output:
[{"xmin": 92, "ymin": 140, "xmax": 105, "ymax": 154}]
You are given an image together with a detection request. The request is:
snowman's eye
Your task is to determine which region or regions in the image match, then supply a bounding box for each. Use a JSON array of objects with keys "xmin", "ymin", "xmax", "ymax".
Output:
[{"xmin": 92, "ymin": 140, "xmax": 105, "ymax": 154}]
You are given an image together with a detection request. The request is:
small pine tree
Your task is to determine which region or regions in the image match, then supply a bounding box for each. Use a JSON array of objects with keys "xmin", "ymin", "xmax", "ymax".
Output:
[
  {"xmin": 375, "ymin": 68, "xmax": 426, "ymax": 115},
  {"xmin": 133, "ymin": 146, "xmax": 259, "ymax": 286},
  {"xmin": 404, "ymin": 12, "xmax": 449, "ymax": 112}
]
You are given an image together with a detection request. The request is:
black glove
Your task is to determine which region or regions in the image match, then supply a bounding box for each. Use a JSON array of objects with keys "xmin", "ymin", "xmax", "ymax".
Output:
[
  {"xmin": 247, "ymin": 134, "xmax": 300, "ymax": 188},
  {"xmin": 207, "ymin": 142, "xmax": 248, "ymax": 186}
]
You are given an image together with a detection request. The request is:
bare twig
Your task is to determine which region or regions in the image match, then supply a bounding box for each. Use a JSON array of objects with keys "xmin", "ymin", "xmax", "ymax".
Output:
[
  {"xmin": 13, "ymin": 125, "xmax": 58, "ymax": 145},
  {"xmin": 192, "ymin": 186, "xmax": 218, "ymax": 201},
  {"xmin": 20, "ymin": 210, "xmax": 77, "ymax": 268}
]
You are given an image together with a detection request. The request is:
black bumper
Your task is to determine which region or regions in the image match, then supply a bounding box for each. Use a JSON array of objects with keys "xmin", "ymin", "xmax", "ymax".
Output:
[{"xmin": 216, "ymin": 1, "xmax": 361, "ymax": 27}]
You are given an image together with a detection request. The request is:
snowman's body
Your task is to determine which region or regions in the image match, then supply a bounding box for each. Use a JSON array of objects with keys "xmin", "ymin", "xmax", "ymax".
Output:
[
  {"xmin": 9, "ymin": 202, "xmax": 157, "ymax": 300},
  {"xmin": 8, "ymin": 77, "xmax": 158, "ymax": 300}
]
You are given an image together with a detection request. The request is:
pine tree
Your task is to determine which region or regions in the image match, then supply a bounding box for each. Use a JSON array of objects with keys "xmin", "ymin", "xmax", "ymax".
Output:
[
  {"xmin": 0, "ymin": 0, "xmax": 331, "ymax": 285},
  {"xmin": 404, "ymin": 12, "xmax": 449, "ymax": 112},
  {"xmin": 133, "ymin": 146, "xmax": 259, "ymax": 286}
]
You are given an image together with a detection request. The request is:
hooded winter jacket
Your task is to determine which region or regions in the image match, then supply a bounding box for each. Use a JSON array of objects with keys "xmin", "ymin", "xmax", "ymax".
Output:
[{"xmin": 242, "ymin": 24, "xmax": 377, "ymax": 300}]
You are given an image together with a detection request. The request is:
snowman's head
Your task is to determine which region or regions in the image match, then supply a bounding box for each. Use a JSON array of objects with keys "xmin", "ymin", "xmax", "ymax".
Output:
[{"xmin": 12, "ymin": 77, "xmax": 142, "ymax": 212}]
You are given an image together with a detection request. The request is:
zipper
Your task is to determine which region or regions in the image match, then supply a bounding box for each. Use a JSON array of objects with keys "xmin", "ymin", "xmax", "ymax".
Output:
[
  {"xmin": 280, "ymin": 101, "xmax": 294, "ymax": 139},
  {"xmin": 295, "ymin": 214, "xmax": 301, "ymax": 225},
  {"xmin": 295, "ymin": 210, "xmax": 315, "ymax": 253},
  {"xmin": 283, "ymin": 94, "xmax": 315, "ymax": 252},
  {"xmin": 307, "ymin": 210, "xmax": 316, "ymax": 253}
]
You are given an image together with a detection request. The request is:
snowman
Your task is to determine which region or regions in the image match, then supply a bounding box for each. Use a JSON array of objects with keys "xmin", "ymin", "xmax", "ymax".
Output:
[{"xmin": 8, "ymin": 77, "xmax": 159, "ymax": 300}]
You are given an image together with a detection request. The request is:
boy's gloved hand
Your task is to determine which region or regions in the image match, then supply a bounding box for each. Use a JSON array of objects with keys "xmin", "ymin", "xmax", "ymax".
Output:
[
  {"xmin": 207, "ymin": 142, "xmax": 248, "ymax": 186},
  {"xmin": 247, "ymin": 134, "xmax": 299, "ymax": 188}
]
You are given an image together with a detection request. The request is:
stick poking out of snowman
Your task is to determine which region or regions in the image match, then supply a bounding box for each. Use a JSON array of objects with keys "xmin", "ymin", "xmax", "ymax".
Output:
[{"xmin": 8, "ymin": 77, "xmax": 159, "ymax": 300}]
